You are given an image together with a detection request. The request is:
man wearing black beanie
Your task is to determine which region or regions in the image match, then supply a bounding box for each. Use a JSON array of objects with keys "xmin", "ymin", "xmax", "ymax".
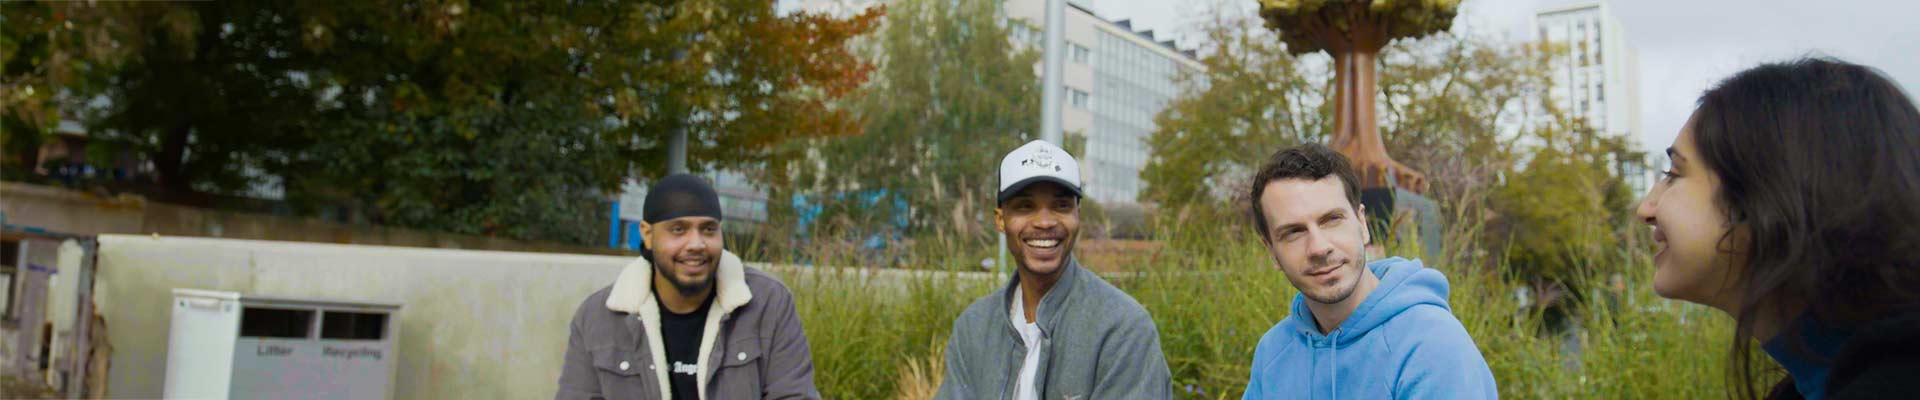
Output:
[{"xmin": 558, "ymin": 173, "xmax": 819, "ymax": 400}]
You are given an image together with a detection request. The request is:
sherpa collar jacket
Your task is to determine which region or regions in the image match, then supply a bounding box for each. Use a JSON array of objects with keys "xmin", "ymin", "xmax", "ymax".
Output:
[{"xmin": 557, "ymin": 250, "xmax": 818, "ymax": 400}]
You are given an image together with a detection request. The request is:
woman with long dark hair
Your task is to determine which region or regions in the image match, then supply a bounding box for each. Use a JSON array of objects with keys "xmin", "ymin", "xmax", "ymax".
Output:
[{"xmin": 1636, "ymin": 57, "xmax": 1920, "ymax": 399}]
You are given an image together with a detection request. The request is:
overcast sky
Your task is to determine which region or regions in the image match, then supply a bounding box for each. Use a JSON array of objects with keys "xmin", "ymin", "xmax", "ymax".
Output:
[{"xmin": 1090, "ymin": 0, "xmax": 1920, "ymax": 154}]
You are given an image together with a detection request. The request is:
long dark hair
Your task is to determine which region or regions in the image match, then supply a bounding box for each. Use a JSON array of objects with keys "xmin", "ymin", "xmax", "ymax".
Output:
[{"xmin": 1692, "ymin": 58, "xmax": 1920, "ymax": 398}]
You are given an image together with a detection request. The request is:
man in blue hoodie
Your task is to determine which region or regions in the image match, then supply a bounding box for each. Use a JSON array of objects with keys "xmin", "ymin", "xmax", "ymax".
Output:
[{"xmin": 1242, "ymin": 144, "xmax": 1498, "ymax": 399}]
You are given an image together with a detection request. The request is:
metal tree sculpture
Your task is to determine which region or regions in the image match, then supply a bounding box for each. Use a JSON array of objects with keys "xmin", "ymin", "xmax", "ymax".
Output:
[{"xmin": 1257, "ymin": 0, "xmax": 1459, "ymax": 193}]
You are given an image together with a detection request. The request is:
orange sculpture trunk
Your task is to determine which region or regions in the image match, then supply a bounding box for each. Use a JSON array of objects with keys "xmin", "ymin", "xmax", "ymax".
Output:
[{"xmin": 1329, "ymin": 48, "xmax": 1425, "ymax": 193}]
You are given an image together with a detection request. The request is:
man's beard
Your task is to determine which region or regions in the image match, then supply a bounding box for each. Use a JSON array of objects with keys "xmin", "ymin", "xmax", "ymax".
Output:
[
  {"xmin": 655, "ymin": 256, "xmax": 717, "ymax": 297},
  {"xmin": 1300, "ymin": 234, "xmax": 1369, "ymax": 305},
  {"xmin": 666, "ymin": 271, "xmax": 714, "ymax": 297}
]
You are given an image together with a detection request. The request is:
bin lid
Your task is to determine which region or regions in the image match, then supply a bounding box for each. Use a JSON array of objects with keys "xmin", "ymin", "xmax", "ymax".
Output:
[{"xmin": 173, "ymin": 288, "xmax": 402, "ymax": 312}]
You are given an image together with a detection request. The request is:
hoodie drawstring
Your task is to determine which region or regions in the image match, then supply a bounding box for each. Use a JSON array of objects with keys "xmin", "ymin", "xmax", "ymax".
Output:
[{"xmin": 1331, "ymin": 330, "xmax": 1339, "ymax": 400}]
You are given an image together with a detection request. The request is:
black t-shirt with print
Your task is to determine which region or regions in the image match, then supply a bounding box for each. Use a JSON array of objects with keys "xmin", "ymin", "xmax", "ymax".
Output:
[{"xmin": 657, "ymin": 291, "xmax": 714, "ymax": 400}]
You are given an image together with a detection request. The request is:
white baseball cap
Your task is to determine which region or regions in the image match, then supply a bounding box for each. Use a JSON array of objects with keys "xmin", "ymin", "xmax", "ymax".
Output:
[{"xmin": 998, "ymin": 140, "xmax": 1083, "ymax": 205}]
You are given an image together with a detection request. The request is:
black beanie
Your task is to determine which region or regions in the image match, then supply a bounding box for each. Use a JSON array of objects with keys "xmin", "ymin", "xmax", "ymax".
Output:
[
  {"xmin": 638, "ymin": 173, "xmax": 723, "ymax": 262},
  {"xmin": 644, "ymin": 173, "xmax": 724, "ymax": 224}
]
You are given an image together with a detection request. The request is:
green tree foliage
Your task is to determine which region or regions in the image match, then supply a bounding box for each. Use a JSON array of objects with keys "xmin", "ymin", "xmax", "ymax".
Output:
[
  {"xmin": 1, "ymin": 2, "xmax": 149, "ymax": 180},
  {"xmin": 1375, "ymin": 33, "xmax": 1550, "ymax": 210},
  {"xmin": 1255, "ymin": 0, "xmax": 1461, "ymax": 55},
  {"xmin": 1140, "ymin": 12, "xmax": 1326, "ymax": 221},
  {"xmin": 84, "ymin": 2, "xmax": 322, "ymax": 198},
  {"xmin": 781, "ymin": 0, "xmax": 1039, "ymax": 245},
  {"xmin": 1490, "ymin": 109, "xmax": 1643, "ymax": 294},
  {"xmin": 1143, "ymin": 14, "xmax": 1645, "ymax": 294},
  {"xmin": 4, "ymin": 1, "xmax": 879, "ymax": 244},
  {"xmin": 1384, "ymin": 35, "xmax": 1644, "ymax": 295}
]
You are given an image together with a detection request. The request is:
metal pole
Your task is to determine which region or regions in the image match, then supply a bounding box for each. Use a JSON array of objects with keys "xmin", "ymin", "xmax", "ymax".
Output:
[
  {"xmin": 667, "ymin": 126, "xmax": 688, "ymax": 174},
  {"xmin": 1039, "ymin": 0, "xmax": 1066, "ymax": 145},
  {"xmin": 667, "ymin": 40, "xmax": 692, "ymax": 175},
  {"xmin": 1009, "ymin": 0, "xmax": 1067, "ymax": 273}
]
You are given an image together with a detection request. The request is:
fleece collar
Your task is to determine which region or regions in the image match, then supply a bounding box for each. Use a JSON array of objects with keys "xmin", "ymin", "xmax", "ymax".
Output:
[
  {"xmin": 604, "ymin": 249, "xmax": 753, "ymax": 400},
  {"xmin": 605, "ymin": 250, "xmax": 751, "ymax": 314}
]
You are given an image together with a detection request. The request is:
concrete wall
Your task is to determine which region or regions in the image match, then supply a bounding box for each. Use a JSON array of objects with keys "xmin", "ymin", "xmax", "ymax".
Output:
[
  {"xmin": 1, "ymin": 182, "xmax": 621, "ymax": 255},
  {"xmin": 93, "ymin": 234, "xmax": 631, "ymax": 399}
]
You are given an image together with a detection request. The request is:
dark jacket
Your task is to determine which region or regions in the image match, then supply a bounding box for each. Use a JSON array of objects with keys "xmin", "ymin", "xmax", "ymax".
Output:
[
  {"xmin": 556, "ymin": 251, "xmax": 818, "ymax": 400},
  {"xmin": 935, "ymin": 258, "xmax": 1173, "ymax": 399},
  {"xmin": 1770, "ymin": 309, "xmax": 1920, "ymax": 400}
]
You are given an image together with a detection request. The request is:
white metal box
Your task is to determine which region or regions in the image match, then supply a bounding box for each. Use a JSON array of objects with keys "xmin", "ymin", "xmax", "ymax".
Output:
[{"xmin": 163, "ymin": 288, "xmax": 400, "ymax": 399}]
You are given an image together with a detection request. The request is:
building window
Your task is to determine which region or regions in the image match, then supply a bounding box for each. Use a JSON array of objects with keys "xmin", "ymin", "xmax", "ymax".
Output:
[
  {"xmin": 1071, "ymin": 43, "xmax": 1090, "ymax": 64},
  {"xmin": 1070, "ymin": 88, "xmax": 1089, "ymax": 109}
]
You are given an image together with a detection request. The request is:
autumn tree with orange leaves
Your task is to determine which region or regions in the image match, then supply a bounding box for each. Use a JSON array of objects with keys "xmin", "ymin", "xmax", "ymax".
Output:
[{"xmin": 2, "ymin": 0, "xmax": 880, "ymax": 244}]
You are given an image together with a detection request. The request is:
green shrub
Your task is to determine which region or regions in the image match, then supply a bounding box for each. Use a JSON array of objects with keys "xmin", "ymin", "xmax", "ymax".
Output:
[{"xmin": 770, "ymin": 219, "xmax": 1769, "ymax": 399}]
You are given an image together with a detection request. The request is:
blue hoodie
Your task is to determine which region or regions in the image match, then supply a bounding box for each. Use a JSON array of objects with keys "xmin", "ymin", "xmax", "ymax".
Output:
[{"xmin": 1243, "ymin": 257, "xmax": 1498, "ymax": 400}]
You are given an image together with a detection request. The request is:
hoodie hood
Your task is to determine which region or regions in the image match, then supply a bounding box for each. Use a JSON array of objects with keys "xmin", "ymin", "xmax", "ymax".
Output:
[{"xmin": 1283, "ymin": 257, "xmax": 1451, "ymax": 346}]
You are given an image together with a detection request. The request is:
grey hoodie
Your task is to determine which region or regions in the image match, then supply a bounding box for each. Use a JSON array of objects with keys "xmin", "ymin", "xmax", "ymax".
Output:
[{"xmin": 936, "ymin": 258, "xmax": 1173, "ymax": 399}]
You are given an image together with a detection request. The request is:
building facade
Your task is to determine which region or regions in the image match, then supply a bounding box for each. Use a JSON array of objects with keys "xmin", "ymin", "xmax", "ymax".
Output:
[
  {"xmin": 620, "ymin": 0, "xmax": 1212, "ymax": 248},
  {"xmin": 1003, "ymin": 0, "xmax": 1206, "ymax": 206},
  {"xmin": 1535, "ymin": 1, "xmax": 1650, "ymax": 193}
]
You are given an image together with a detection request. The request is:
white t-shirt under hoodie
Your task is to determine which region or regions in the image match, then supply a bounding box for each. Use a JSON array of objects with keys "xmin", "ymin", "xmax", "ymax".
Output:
[{"xmin": 1009, "ymin": 283, "xmax": 1044, "ymax": 400}]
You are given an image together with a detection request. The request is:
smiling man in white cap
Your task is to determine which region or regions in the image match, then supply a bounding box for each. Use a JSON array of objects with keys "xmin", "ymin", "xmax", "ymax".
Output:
[{"xmin": 935, "ymin": 140, "xmax": 1172, "ymax": 400}]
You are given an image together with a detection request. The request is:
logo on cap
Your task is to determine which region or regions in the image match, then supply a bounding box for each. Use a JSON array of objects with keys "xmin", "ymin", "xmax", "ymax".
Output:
[{"xmin": 1022, "ymin": 147, "xmax": 1062, "ymax": 172}]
